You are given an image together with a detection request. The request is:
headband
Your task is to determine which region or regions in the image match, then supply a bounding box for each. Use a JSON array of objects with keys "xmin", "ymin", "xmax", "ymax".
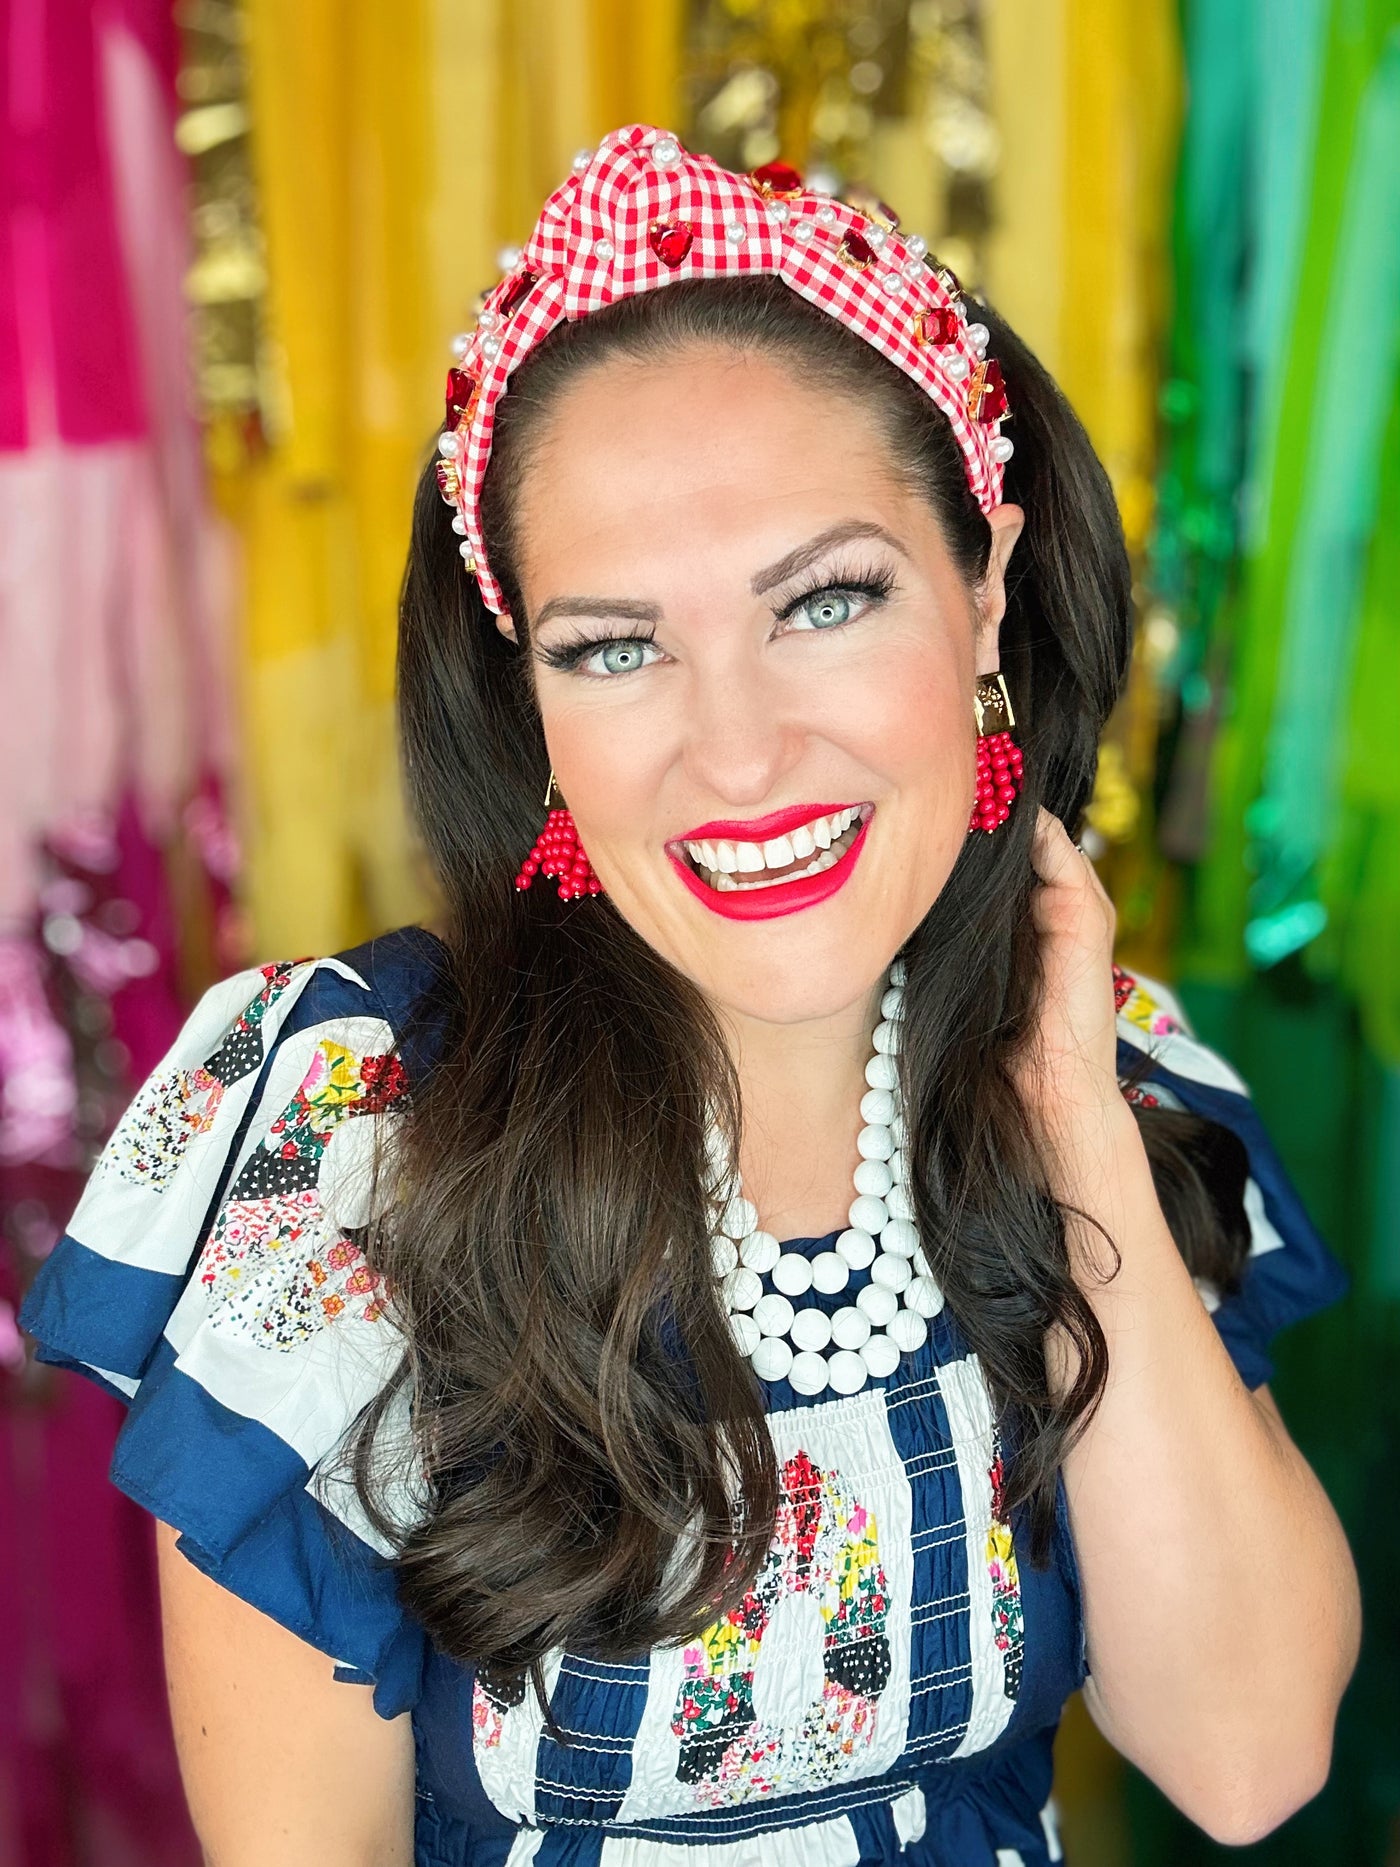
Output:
[{"xmin": 434, "ymin": 124, "xmax": 1013, "ymax": 621}]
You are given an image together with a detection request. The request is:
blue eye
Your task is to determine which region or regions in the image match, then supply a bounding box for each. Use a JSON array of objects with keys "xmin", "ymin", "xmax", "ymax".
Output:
[
  {"xmin": 796, "ymin": 591, "xmax": 854, "ymax": 630},
  {"xmin": 592, "ymin": 639, "xmax": 651, "ymax": 674}
]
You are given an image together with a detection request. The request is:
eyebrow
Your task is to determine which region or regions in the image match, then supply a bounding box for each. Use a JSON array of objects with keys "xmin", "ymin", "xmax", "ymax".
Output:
[{"xmin": 528, "ymin": 520, "xmax": 908, "ymax": 633}]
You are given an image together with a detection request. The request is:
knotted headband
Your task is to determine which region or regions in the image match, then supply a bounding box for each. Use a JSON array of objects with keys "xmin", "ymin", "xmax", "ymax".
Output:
[{"xmin": 435, "ymin": 124, "xmax": 1013, "ymax": 621}]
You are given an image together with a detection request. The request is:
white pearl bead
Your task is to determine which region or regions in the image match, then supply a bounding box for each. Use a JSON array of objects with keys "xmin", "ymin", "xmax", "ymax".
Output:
[
  {"xmin": 871, "ymin": 1020, "xmax": 898, "ymax": 1055},
  {"xmin": 836, "ymin": 1227, "xmax": 877, "ymax": 1269},
  {"xmin": 792, "ymin": 221, "xmax": 814, "ymax": 242},
  {"xmin": 860, "ymin": 1086, "xmax": 895, "ymax": 1125},
  {"xmin": 853, "ymin": 1157, "xmax": 893, "ymax": 1199},
  {"xmin": 768, "ymin": 201, "xmax": 790, "ymax": 224},
  {"xmin": 790, "ymin": 1307, "xmax": 833, "ymax": 1353},
  {"xmin": 887, "ymin": 1308, "xmax": 929, "ymax": 1354},
  {"xmin": 891, "ymin": 1111, "xmax": 907, "ymax": 1146},
  {"xmin": 651, "ymin": 135, "xmax": 681, "ymax": 165},
  {"xmin": 810, "ymin": 1251, "xmax": 850, "ymax": 1294},
  {"xmin": 496, "ymin": 246, "xmax": 522, "ymax": 271},
  {"xmin": 725, "ymin": 219, "xmax": 747, "ymax": 244},
  {"xmin": 451, "ymin": 515, "xmax": 467, "ymax": 535},
  {"xmin": 593, "ymin": 238, "xmax": 615, "ymax": 261},
  {"xmin": 751, "ymin": 1335, "xmax": 793, "ymax": 1382},
  {"xmin": 890, "ymin": 957, "xmax": 907, "ymax": 984},
  {"xmin": 827, "ymin": 1349, "xmax": 868, "ymax": 1395},
  {"xmin": 848, "ymin": 1194, "xmax": 889, "ymax": 1234},
  {"xmin": 450, "ymin": 332, "xmax": 471, "ymax": 357},
  {"xmin": 967, "ymin": 322, "xmax": 990, "ymax": 352},
  {"xmin": 870, "ymin": 1253, "xmax": 911, "ymax": 1294},
  {"xmin": 889, "ymin": 1146, "xmax": 906, "ymax": 1181},
  {"xmin": 904, "ymin": 1274, "xmax": 944, "ymax": 1318},
  {"xmin": 725, "ymin": 1267, "xmax": 762, "ymax": 1311},
  {"xmin": 865, "ymin": 1054, "xmax": 898, "ymax": 1090},
  {"xmin": 992, "ymin": 435, "xmax": 1015, "ymax": 462},
  {"xmin": 879, "ymin": 269, "xmax": 902, "ymax": 293},
  {"xmin": 437, "ymin": 431, "xmax": 461, "ymax": 456},
  {"xmin": 857, "ymin": 1282, "xmax": 898, "ymax": 1328},
  {"xmin": 740, "ymin": 1230, "xmax": 780, "ymax": 1274},
  {"xmin": 905, "ymin": 234, "xmax": 928, "ymax": 259},
  {"xmin": 910, "ymin": 1243, "xmax": 932, "ymax": 1277},
  {"xmin": 571, "ymin": 147, "xmax": 593, "ymax": 173},
  {"xmin": 459, "ymin": 542, "xmax": 475, "ymax": 563},
  {"xmin": 477, "ymin": 309, "xmax": 499, "ymax": 330},
  {"xmin": 753, "ymin": 1292, "xmax": 795, "ymax": 1337},
  {"xmin": 729, "ymin": 1311, "xmax": 761, "ymax": 1355},
  {"xmin": 830, "ymin": 1306, "xmax": 871, "ymax": 1350},
  {"xmin": 481, "ymin": 334, "xmax": 501, "ymax": 359},
  {"xmin": 880, "ymin": 987, "xmax": 904, "ymax": 1019},
  {"xmin": 857, "ymin": 1124, "xmax": 894, "ymax": 1162},
  {"xmin": 721, "ymin": 1196, "xmax": 758, "ymax": 1240},
  {"xmin": 880, "ymin": 1217, "xmax": 920, "ymax": 1258},
  {"xmin": 885, "ymin": 1181, "xmax": 915, "ymax": 1222},
  {"xmin": 772, "ymin": 1252, "xmax": 813, "ymax": 1297},
  {"xmin": 711, "ymin": 1236, "xmax": 739, "ymax": 1276},
  {"xmin": 866, "ymin": 223, "xmax": 888, "ymax": 250},
  {"xmin": 902, "ymin": 258, "xmax": 924, "ymax": 282},
  {"xmin": 816, "ymin": 203, "xmax": 837, "ymax": 225},
  {"xmin": 788, "ymin": 1350, "xmax": 830, "ymax": 1396},
  {"xmin": 946, "ymin": 353, "xmax": 970, "ymax": 381},
  {"xmin": 860, "ymin": 1333, "xmax": 901, "ymax": 1379}
]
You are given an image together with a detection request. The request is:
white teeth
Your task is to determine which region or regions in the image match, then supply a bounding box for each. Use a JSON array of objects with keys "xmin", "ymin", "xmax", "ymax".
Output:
[{"xmin": 679, "ymin": 806, "xmax": 868, "ymax": 889}]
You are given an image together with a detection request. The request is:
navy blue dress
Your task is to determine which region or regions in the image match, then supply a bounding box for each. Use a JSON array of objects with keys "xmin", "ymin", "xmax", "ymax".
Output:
[{"xmin": 19, "ymin": 926, "xmax": 1348, "ymax": 1866}]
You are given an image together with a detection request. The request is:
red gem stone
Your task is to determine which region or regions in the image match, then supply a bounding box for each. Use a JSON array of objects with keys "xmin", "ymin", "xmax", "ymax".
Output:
[
  {"xmin": 497, "ymin": 268, "xmax": 539, "ymax": 319},
  {"xmin": 648, "ymin": 219, "xmax": 694, "ymax": 268},
  {"xmin": 748, "ymin": 160, "xmax": 804, "ymax": 198},
  {"xmin": 968, "ymin": 357, "xmax": 1009, "ymax": 423},
  {"xmin": 445, "ymin": 367, "xmax": 479, "ymax": 427},
  {"xmin": 914, "ymin": 305, "xmax": 960, "ymax": 346},
  {"xmin": 838, "ymin": 230, "xmax": 876, "ymax": 270}
]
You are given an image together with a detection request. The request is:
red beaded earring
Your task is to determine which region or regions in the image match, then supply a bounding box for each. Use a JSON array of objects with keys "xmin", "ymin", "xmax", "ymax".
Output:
[
  {"xmin": 515, "ymin": 771, "xmax": 604, "ymax": 899},
  {"xmin": 968, "ymin": 672, "xmax": 1023, "ymax": 834}
]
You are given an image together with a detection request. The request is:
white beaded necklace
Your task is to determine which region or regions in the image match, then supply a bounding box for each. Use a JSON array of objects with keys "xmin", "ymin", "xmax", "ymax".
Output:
[{"xmin": 707, "ymin": 959, "xmax": 945, "ymax": 1398}]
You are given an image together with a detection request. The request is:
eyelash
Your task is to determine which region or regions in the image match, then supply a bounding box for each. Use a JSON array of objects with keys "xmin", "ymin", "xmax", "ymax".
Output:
[{"xmin": 536, "ymin": 560, "xmax": 898, "ymax": 677}]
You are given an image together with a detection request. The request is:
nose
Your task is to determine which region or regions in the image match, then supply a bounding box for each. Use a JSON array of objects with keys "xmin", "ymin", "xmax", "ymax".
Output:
[{"xmin": 679, "ymin": 650, "xmax": 806, "ymax": 807}]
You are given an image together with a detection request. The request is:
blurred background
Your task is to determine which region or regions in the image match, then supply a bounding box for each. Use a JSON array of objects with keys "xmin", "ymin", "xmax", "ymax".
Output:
[{"xmin": 2, "ymin": 0, "xmax": 1397, "ymax": 1862}]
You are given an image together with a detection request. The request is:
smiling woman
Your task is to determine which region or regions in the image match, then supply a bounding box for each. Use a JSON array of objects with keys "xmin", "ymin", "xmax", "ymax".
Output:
[{"xmin": 19, "ymin": 128, "xmax": 1357, "ymax": 1867}]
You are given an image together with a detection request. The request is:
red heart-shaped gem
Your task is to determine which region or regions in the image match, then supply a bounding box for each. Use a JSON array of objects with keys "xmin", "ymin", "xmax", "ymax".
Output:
[
  {"xmin": 748, "ymin": 160, "xmax": 804, "ymax": 198},
  {"xmin": 649, "ymin": 219, "xmax": 694, "ymax": 268}
]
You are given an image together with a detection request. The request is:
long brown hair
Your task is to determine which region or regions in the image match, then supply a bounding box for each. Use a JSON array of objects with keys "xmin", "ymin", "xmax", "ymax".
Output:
[{"xmin": 350, "ymin": 276, "xmax": 1251, "ymax": 1703}]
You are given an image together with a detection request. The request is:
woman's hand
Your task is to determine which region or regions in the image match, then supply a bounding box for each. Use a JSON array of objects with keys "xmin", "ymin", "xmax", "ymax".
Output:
[{"xmin": 1012, "ymin": 806, "xmax": 1124, "ymax": 1151}]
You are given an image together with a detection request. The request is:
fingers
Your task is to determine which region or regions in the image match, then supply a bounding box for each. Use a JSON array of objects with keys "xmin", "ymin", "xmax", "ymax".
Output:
[{"xmin": 1029, "ymin": 807, "xmax": 1116, "ymax": 931}]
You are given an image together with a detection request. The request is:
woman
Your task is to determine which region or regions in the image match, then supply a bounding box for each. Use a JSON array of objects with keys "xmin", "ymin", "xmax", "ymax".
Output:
[{"xmin": 21, "ymin": 127, "xmax": 1359, "ymax": 1867}]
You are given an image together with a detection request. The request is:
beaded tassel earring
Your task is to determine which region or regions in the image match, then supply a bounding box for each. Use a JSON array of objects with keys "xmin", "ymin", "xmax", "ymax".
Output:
[
  {"xmin": 515, "ymin": 771, "xmax": 604, "ymax": 899},
  {"xmin": 968, "ymin": 672, "xmax": 1023, "ymax": 833}
]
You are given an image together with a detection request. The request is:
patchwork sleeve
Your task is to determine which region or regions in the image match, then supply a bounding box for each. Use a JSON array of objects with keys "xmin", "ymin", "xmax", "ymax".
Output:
[
  {"xmin": 18, "ymin": 955, "xmax": 429, "ymax": 1719},
  {"xmin": 1112, "ymin": 964, "xmax": 1350, "ymax": 1390}
]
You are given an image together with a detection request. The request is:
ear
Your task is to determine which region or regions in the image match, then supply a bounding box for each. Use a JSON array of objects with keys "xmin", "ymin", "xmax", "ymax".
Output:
[
  {"xmin": 975, "ymin": 502, "xmax": 1024, "ymax": 672},
  {"xmin": 496, "ymin": 615, "xmax": 520, "ymax": 644}
]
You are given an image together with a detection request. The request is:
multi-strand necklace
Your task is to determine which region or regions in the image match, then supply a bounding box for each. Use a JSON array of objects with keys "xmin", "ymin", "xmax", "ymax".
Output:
[{"xmin": 708, "ymin": 960, "xmax": 944, "ymax": 1397}]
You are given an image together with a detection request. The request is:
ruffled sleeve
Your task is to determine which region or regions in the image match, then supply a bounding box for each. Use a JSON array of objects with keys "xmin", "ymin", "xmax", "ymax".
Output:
[
  {"xmin": 1112, "ymin": 964, "xmax": 1350, "ymax": 1389},
  {"xmin": 18, "ymin": 944, "xmax": 436, "ymax": 1719}
]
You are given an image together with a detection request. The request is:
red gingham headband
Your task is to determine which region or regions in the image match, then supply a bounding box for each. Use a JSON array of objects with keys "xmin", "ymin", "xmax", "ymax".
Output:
[{"xmin": 434, "ymin": 124, "xmax": 1013, "ymax": 621}]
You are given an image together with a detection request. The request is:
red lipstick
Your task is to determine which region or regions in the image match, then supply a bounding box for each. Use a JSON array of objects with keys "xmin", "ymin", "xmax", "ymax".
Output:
[
  {"xmin": 667, "ymin": 810, "xmax": 872, "ymax": 922},
  {"xmin": 675, "ymin": 802, "xmax": 859, "ymax": 844}
]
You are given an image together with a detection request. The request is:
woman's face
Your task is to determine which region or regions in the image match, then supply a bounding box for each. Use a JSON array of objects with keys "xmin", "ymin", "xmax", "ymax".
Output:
[{"xmin": 511, "ymin": 344, "xmax": 1022, "ymax": 1028}]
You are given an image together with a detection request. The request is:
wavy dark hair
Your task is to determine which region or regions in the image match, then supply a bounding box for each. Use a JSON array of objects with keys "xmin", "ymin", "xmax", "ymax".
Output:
[{"xmin": 350, "ymin": 275, "xmax": 1251, "ymax": 1713}]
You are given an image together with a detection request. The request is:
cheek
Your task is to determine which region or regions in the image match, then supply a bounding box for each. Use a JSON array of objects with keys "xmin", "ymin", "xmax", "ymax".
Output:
[{"xmin": 539, "ymin": 698, "xmax": 672, "ymax": 834}]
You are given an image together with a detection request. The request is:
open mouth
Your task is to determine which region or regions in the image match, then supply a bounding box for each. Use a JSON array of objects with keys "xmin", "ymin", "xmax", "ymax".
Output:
[
  {"xmin": 677, "ymin": 805, "xmax": 871, "ymax": 891},
  {"xmin": 666, "ymin": 803, "xmax": 875, "ymax": 920}
]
